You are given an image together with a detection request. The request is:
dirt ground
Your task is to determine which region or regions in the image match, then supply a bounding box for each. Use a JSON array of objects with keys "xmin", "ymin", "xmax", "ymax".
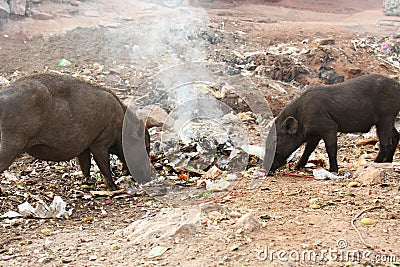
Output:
[{"xmin": 1, "ymin": 0, "xmax": 400, "ymax": 266}]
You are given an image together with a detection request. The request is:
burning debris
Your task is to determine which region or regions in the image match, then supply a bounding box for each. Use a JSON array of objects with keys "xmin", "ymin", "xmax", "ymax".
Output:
[
  {"xmin": 124, "ymin": 59, "xmax": 273, "ymax": 202},
  {"xmin": 141, "ymin": 106, "xmax": 267, "ymax": 201}
]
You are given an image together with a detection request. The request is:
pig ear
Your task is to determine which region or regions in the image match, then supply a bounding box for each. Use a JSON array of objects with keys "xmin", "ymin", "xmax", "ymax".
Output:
[{"xmin": 281, "ymin": 116, "xmax": 298, "ymax": 134}]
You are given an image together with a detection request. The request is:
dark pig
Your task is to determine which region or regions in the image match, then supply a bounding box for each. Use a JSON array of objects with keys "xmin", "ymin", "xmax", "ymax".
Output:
[
  {"xmin": 264, "ymin": 74, "xmax": 400, "ymax": 173},
  {"xmin": 0, "ymin": 73, "xmax": 151, "ymax": 190}
]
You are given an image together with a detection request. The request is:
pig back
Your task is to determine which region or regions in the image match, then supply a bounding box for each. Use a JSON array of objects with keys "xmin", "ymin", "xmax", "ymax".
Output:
[
  {"xmin": 2, "ymin": 73, "xmax": 126, "ymax": 161},
  {"xmin": 295, "ymin": 74, "xmax": 400, "ymax": 134}
]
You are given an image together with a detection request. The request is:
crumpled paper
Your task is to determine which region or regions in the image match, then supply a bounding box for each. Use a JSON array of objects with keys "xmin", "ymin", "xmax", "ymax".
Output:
[
  {"xmin": 1, "ymin": 196, "xmax": 73, "ymax": 219},
  {"xmin": 313, "ymin": 169, "xmax": 350, "ymax": 180}
]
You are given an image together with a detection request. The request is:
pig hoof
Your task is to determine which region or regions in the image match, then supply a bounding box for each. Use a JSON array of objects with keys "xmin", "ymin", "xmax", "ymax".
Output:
[{"xmin": 107, "ymin": 184, "xmax": 119, "ymax": 191}]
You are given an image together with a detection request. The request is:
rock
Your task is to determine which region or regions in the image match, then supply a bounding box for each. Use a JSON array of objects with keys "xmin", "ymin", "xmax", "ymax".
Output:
[
  {"xmin": 234, "ymin": 213, "xmax": 260, "ymax": 234},
  {"xmin": 318, "ymin": 39, "xmax": 335, "ymax": 45},
  {"xmin": 30, "ymin": 10, "xmax": 54, "ymax": 20},
  {"xmin": 353, "ymin": 163, "xmax": 393, "ymax": 185},
  {"xmin": 199, "ymin": 202, "xmax": 229, "ymax": 215},
  {"xmin": 385, "ymin": 0, "xmax": 400, "ymax": 16},
  {"xmin": 134, "ymin": 104, "xmax": 169, "ymax": 128},
  {"xmin": 0, "ymin": 0, "xmax": 10, "ymax": 19},
  {"xmin": 115, "ymin": 208, "xmax": 202, "ymax": 245},
  {"xmin": 9, "ymin": 0, "xmax": 26, "ymax": 16}
]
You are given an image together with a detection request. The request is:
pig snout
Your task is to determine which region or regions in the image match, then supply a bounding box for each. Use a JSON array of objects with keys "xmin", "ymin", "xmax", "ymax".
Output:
[{"xmin": 264, "ymin": 116, "xmax": 303, "ymax": 173}]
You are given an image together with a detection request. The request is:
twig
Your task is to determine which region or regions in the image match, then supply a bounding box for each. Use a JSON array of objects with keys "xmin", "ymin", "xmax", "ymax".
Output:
[{"xmin": 351, "ymin": 206, "xmax": 385, "ymax": 249}]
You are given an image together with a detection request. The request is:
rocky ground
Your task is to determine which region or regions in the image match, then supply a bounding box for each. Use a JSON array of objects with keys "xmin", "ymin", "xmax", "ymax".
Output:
[{"xmin": 1, "ymin": 0, "xmax": 400, "ymax": 266}]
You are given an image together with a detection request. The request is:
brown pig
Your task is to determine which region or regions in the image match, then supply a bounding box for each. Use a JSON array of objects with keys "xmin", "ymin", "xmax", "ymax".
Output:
[
  {"xmin": 0, "ymin": 73, "xmax": 151, "ymax": 190},
  {"xmin": 264, "ymin": 74, "xmax": 400, "ymax": 173}
]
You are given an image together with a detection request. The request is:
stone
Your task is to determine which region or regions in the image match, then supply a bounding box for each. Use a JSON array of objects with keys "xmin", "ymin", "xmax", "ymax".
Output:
[
  {"xmin": 318, "ymin": 39, "xmax": 335, "ymax": 46},
  {"xmin": 385, "ymin": 0, "xmax": 400, "ymax": 16},
  {"xmin": 114, "ymin": 207, "xmax": 202, "ymax": 246},
  {"xmin": 234, "ymin": 213, "xmax": 260, "ymax": 234},
  {"xmin": 31, "ymin": 10, "xmax": 54, "ymax": 20},
  {"xmin": 9, "ymin": 0, "xmax": 26, "ymax": 16},
  {"xmin": 0, "ymin": 0, "xmax": 10, "ymax": 19},
  {"xmin": 353, "ymin": 163, "xmax": 392, "ymax": 185},
  {"xmin": 130, "ymin": 103, "xmax": 169, "ymax": 128}
]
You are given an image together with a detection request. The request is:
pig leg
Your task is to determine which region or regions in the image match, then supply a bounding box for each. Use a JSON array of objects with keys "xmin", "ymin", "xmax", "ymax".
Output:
[
  {"xmin": 295, "ymin": 137, "xmax": 321, "ymax": 169},
  {"xmin": 375, "ymin": 119, "xmax": 395, "ymax": 162},
  {"xmin": 90, "ymin": 145, "xmax": 118, "ymax": 191},
  {"xmin": 322, "ymin": 131, "xmax": 338, "ymax": 173},
  {"xmin": 384, "ymin": 127, "xmax": 399, "ymax": 162},
  {"xmin": 77, "ymin": 149, "xmax": 91, "ymax": 177},
  {"xmin": 116, "ymin": 148, "xmax": 130, "ymax": 175},
  {"xmin": 145, "ymin": 128, "xmax": 150, "ymax": 155},
  {"xmin": 0, "ymin": 148, "xmax": 23, "ymax": 173}
]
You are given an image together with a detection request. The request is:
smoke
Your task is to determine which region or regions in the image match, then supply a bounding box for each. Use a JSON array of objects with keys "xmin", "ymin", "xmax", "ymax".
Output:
[
  {"xmin": 128, "ymin": 2, "xmax": 209, "ymax": 65},
  {"xmin": 121, "ymin": 0, "xmax": 275, "ymax": 194},
  {"xmin": 128, "ymin": 2, "xmax": 229, "ymax": 140}
]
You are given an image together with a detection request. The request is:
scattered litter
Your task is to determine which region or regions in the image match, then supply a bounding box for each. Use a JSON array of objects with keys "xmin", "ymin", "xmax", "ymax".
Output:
[
  {"xmin": 309, "ymin": 203, "xmax": 321, "ymax": 209},
  {"xmin": 259, "ymin": 214, "xmax": 270, "ymax": 220},
  {"xmin": 381, "ymin": 42, "xmax": 392, "ymax": 55},
  {"xmin": 203, "ymin": 166, "xmax": 223, "ymax": 180},
  {"xmin": 318, "ymin": 59, "xmax": 344, "ymax": 84},
  {"xmin": 1, "ymin": 210, "xmax": 22, "ymax": 218},
  {"xmin": 313, "ymin": 169, "xmax": 350, "ymax": 180},
  {"xmin": 110, "ymin": 244, "xmax": 120, "ymax": 251},
  {"xmin": 205, "ymin": 179, "xmax": 231, "ymax": 192},
  {"xmin": 230, "ymin": 244, "xmax": 239, "ymax": 251},
  {"xmin": 41, "ymin": 228, "xmax": 52, "ymax": 235},
  {"xmin": 0, "ymin": 76, "xmax": 10, "ymax": 85},
  {"xmin": 58, "ymin": 58, "xmax": 73, "ymax": 67},
  {"xmin": 308, "ymin": 198, "xmax": 321, "ymax": 209},
  {"xmin": 89, "ymin": 254, "xmax": 97, "ymax": 261},
  {"xmin": 240, "ymin": 145, "xmax": 265, "ymax": 159},
  {"xmin": 82, "ymin": 216, "xmax": 94, "ymax": 223},
  {"xmin": 347, "ymin": 181, "xmax": 359, "ymax": 188},
  {"xmin": 149, "ymin": 246, "xmax": 169, "ymax": 258},
  {"xmin": 1, "ymin": 196, "xmax": 72, "ymax": 219}
]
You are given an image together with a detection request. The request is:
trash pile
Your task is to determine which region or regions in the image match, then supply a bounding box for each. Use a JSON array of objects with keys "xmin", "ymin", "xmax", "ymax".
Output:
[
  {"xmin": 226, "ymin": 45, "xmax": 310, "ymax": 86},
  {"xmin": 352, "ymin": 35, "xmax": 400, "ymax": 69},
  {"xmin": 144, "ymin": 113, "xmax": 266, "ymax": 201}
]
